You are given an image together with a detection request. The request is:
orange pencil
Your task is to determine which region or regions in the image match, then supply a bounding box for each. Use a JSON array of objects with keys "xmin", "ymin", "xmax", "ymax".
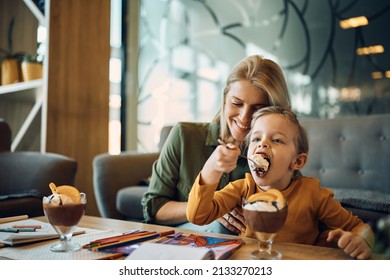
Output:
[{"xmin": 97, "ymin": 252, "xmax": 124, "ymax": 260}]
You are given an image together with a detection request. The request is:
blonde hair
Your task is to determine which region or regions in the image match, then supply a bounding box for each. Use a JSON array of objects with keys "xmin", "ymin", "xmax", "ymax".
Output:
[
  {"xmin": 248, "ymin": 106, "xmax": 309, "ymax": 177},
  {"xmin": 213, "ymin": 55, "xmax": 291, "ymax": 142}
]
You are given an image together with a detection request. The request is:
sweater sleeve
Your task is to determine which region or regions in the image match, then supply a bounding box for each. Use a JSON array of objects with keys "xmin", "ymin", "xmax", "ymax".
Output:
[
  {"xmin": 316, "ymin": 184, "xmax": 375, "ymax": 249},
  {"xmin": 186, "ymin": 173, "xmax": 218, "ymax": 224},
  {"xmin": 187, "ymin": 173, "xmax": 248, "ymax": 225}
]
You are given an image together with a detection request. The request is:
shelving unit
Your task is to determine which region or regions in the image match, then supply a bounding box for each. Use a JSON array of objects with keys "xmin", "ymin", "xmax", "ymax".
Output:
[
  {"xmin": 0, "ymin": 0, "xmax": 46, "ymax": 152},
  {"xmin": 1, "ymin": 0, "xmax": 110, "ymax": 216}
]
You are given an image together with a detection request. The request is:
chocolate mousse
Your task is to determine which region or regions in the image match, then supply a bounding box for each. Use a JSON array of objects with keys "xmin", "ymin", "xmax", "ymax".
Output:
[
  {"xmin": 243, "ymin": 204, "xmax": 287, "ymax": 233},
  {"xmin": 43, "ymin": 203, "xmax": 86, "ymax": 227}
]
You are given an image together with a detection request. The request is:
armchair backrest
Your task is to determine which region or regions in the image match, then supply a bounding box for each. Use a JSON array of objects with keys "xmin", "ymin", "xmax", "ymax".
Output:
[
  {"xmin": 0, "ymin": 151, "xmax": 77, "ymax": 218},
  {"xmin": 93, "ymin": 125, "xmax": 173, "ymax": 220},
  {"xmin": 0, "ymin": 119, "xmax": 78, "ymax": 218}
]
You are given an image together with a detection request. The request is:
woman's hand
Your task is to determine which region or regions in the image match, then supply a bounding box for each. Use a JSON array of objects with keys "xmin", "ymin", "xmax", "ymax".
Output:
[
  {"xmin": 200, "ymin": 142, "xmax": 241, "ymax": 185},
  {"xmin": 218, "ymin": 207, "xmax": 246, "ymax": 234},
  {"xmin": 327, "ymin": 228, "xmax": 372, "ymax": 260}
]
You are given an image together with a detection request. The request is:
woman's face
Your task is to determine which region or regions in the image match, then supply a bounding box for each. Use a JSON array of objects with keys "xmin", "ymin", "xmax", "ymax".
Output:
[{"xmin": 224, "ymin": 80, "xmax": 269, "ymax": 142}]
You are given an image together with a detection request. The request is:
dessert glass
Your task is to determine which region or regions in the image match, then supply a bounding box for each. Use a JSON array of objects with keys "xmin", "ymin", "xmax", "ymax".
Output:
[
  {"xmin": 243, "ymin": 199, "xmax": 287, "ymax": 260},
  {"xmin": 43, "ymin": 193, "xmax": 86, "ymax": 252}
]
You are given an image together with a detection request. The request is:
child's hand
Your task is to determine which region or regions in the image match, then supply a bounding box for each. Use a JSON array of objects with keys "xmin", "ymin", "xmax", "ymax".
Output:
[{"xmin": 327, "ymin": 228, "xmax": 372, "ymax": 259}]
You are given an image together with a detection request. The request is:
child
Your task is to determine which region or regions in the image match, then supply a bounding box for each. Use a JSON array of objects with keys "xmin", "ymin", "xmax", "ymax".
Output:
[{"xmin": 186, "ymin": 106, "xmax": 374, "ymax": 260}]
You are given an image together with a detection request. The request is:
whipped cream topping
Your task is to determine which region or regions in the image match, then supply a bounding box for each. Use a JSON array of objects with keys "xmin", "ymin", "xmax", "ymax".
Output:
[
  {"xmin": 243, "ymin": 201, "xmax": 277, "ymax": 212},
  {"xmin": 250, "ymin": 154, "xmax": 269, "ymax": 171}
]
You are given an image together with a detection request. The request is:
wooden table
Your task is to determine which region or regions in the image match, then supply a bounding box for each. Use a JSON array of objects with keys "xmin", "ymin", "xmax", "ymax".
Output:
[{"xmin": 34, "ymin": 215, "xmax": 353, "ymax": 260}]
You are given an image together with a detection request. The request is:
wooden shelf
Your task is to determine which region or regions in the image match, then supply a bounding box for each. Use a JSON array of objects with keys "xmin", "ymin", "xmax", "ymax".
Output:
[{"xmin": 0, "ymin": 79, "xmax": 42, "ymax": 95}]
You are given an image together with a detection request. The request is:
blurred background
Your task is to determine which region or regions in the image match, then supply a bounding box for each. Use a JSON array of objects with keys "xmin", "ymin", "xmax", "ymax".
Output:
[{"xmin": 120, "ymin": 0, "xmax": 390, "ymax": 151}]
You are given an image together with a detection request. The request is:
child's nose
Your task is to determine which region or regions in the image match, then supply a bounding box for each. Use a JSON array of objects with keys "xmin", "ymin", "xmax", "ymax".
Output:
[{"xmin": 258, "ymin": 141, "xmax": 269, "ymax": 148}]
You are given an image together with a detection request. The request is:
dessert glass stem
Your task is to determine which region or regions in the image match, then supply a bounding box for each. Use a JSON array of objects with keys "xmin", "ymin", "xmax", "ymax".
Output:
[
  {"xmin": 51, "ymin": 232, "xmax": 81, "ymax": 252},
  {"xmin": 252, "ymin": 232, "xmax": 281, "ymax": 260},
  {"xmin": 259, "ymin": 239, "xmax": 273, "ymax": 253}
]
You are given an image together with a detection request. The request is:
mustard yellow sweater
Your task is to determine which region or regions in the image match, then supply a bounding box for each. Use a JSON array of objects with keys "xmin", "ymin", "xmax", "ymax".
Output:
[{"xmin": 187, "ymin": 173, "xmax": 374, "ymax": 247}]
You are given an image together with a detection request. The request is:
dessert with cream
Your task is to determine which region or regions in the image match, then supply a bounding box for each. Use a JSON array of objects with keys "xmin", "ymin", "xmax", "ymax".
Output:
[
  {"xmin": 43, "ymin": 183, "xmax": 86, "ymax": 232},
  {"xmin": 249, "ymin": 154, "xmax": 270, "ymax": 175},
  {"xmin": 243, "ymin": 189, "xmax": 287, "ymax": 233},
  {"xmin": 242, "ymin": 189, "xmax": 287, "ymax": 259}
]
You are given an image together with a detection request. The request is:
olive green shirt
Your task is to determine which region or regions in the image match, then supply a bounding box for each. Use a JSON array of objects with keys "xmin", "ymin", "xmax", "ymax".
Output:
[{"xmin": 141, "ymin": 121, "xmax": 250, "ymax": 224}]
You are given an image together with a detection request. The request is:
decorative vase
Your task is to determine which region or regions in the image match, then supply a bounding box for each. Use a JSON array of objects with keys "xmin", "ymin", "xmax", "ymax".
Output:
[
  {"xmin": 21, "ymin": 61, "xmax": 43, "ymax": 81},
  {"xmin": 1, "ymin": 58, "xmax": 20, "ymax": 85}
]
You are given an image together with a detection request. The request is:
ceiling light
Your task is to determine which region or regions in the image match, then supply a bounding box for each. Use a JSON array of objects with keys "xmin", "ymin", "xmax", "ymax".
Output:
[
  {"xmin": 371, "ymin": 72, "xmax": 383, "ymax": 79},
  {"xmin": 356, "ymin": 45, "xmax": 384, "ymax": 55},
  {"xmin": 340, "ymin": 16, "xmax": 368, "ymax": 29}
]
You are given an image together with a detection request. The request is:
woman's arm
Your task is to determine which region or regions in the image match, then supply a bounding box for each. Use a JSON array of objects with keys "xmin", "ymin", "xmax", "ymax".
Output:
[
  {"xmin": 142, "ymin": 122, "xmax": 217, "ymax": 225},
  {"xmin": 141, "ymin": 124, "xmax": 184, "ymax": 224},
  {"xmin": 155, "ymin": 201, "xmax": 188, "ymax": 225}
]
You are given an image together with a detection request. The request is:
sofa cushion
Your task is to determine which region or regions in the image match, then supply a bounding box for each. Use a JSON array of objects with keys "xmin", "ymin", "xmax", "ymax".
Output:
[
  {"xmin": 300, "ymin": 114, "xmax": 390, "ymax": 223},
  {"xmin": 333, "ymin": 189, "xmax": 390, "ymax": 214},
  {"xmin": 116, "ymin": 186, "xmax": 148, "ymax": 222}
]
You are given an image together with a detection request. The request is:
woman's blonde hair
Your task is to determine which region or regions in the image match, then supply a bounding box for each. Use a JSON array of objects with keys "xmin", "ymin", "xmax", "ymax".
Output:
[{"xmin": 213, "ymin": 55, "xmax": 291, "ymax": 142}]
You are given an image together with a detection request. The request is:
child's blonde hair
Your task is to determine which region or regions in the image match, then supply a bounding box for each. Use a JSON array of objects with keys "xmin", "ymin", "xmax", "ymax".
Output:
[{"xmin": 247, "ymin": 106, "xmax": 309, "ymax": 177}]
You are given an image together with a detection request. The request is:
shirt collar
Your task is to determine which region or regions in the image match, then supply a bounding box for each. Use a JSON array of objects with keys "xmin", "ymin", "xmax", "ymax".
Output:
[{"xmin": 205, "ymin": 121, "xmax": 220, "ymax": 146}]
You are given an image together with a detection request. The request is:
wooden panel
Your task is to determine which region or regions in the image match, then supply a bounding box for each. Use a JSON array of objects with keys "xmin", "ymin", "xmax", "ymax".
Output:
[{"xmin": 46, "ymin": 0, "xmax": 110, "ymax": 216}]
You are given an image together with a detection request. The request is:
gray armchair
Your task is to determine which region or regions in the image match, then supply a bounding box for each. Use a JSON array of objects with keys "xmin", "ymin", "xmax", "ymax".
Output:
[
  {"xmin": 93, "ymin": 126, "xmax": 172, "ymax": 221},
  {"xmin": 0, "ymin": 152, "xmax": 78, "ymax": 218},
  {"xmin": 93, "ymin": 152, "xmax": 159, "ymax": 221},
  {"xmin": 0, "ymin": 119, "xmax": 77, "ymax": 218}
]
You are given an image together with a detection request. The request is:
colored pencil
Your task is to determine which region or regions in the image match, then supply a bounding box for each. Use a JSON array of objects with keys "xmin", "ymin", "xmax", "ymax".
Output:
[
  {"xmin": 83, "ymin": 230, "xmax": 153, "ymax": 249},
  {"xmin": 92, "ymin": 230, "xmax": 175, "ymax": 252},
  {"xmin": 0, "ymin": 215, "xmax": 29, "ymax": 224}
]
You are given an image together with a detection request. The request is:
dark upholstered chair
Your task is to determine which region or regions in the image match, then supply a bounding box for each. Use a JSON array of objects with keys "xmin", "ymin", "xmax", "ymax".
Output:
[
  {"xmin": 0, "ymin": 119, "xmax": 77, "ymax": 218},
  {"xmin": 93, "ymin": 126, "xmax": 172, "ymax": 221}
]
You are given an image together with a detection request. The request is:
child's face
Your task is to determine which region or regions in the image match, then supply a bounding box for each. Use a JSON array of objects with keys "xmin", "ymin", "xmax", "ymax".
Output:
[{"xmin": 248, "ymin": 114, "xmax": 306, "ymax": 191}]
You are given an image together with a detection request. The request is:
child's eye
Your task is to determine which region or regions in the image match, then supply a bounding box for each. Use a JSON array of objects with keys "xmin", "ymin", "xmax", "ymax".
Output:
[
  {"xmin": 273, "ymin": 138, "xmax": 283, "ymax": 143},
  {"xmin": 251, "ymin": 137, "xmax": 260, "ymax": 142}
]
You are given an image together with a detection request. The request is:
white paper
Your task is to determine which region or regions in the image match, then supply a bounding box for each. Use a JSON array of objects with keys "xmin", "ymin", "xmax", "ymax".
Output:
[
  {"xmin": 125, "ymin": 242, "xmax": 215, "ymax": 260},
  {"xmin": 0, "ymin": 230, "xmax": 118, "ymax": 260},
  {"xmin": 0, "ymin": 219, "xmax": 85, "ymax": 245}
]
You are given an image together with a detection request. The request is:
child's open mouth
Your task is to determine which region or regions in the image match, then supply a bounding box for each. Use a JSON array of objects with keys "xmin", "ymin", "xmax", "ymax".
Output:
[{"xmin": 250, "ymin": 154, "xmax": 270, "ymax": 176}]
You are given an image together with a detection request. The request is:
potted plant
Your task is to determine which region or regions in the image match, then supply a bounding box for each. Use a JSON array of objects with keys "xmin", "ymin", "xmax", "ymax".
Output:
[
  {"xmin": 21, "ymin": 53, "xmax": 43, "ymax": 82},
  {"xmin": 0, "ymin": 18, "xmax": 25, "ymax": 85}
]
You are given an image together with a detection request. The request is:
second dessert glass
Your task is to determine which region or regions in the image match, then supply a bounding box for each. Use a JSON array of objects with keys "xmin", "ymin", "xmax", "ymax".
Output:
[{"xmin": 43, "ymin": 193, "xmax": 86, "ymax": 252}]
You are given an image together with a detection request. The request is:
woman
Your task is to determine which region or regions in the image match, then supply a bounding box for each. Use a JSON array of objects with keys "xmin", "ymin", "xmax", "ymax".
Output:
[{"xmin": 141, "ymin": 55, "xmax": 291, "ymax": 234}]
